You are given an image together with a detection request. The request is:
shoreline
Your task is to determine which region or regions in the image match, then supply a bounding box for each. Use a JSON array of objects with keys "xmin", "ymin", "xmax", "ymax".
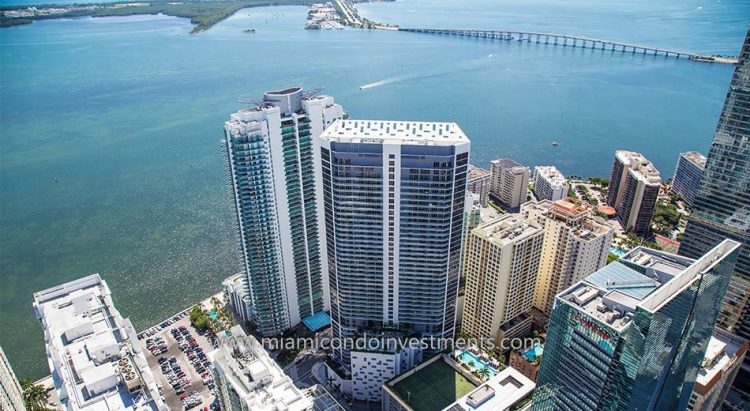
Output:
[{"xmin": 0, "ymin": 0, "xmax": 317, "ymax": 33}]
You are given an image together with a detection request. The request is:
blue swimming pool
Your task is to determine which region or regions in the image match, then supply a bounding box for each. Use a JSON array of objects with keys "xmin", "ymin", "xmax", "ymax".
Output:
[
  {"xmin": 457, "ymin": 351, "xmax": 498, "ymax": 377},
  {"xmin": 609, "ymin": 246, "xmax": 628, "ymax": 258}
]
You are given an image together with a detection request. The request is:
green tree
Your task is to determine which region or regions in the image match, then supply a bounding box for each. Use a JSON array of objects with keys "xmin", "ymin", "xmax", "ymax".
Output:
[
  {"xmin": 607, "ymin": 252, "xmax": 620, "ymax": 264},
  {"xmin": 567, "ymin": 186, "xmax": 577, "ymax": 199},
  {"xmin": 477, "ymin": 367, "xmax": 491, "ymax": 381},
  {"xmin": 21, "ymin": 379, "xmax": 50, "ymax": 411},
  {"xmin": 194, "ymin": 315, "xmax": 210, "ymax": 331},
  {"xmin": 651, "ymin": 201, "xmax": 682, "ymax": 236}
]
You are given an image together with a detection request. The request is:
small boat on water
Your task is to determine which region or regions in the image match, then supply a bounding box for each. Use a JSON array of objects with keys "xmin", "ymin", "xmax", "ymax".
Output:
[
  {"xmin": 243, "ymin": 29, "xmax": 256, "ymax": 33},
  {"xmin": 552, "ymin": 141, "xmax": 560, "ymax": 147}
]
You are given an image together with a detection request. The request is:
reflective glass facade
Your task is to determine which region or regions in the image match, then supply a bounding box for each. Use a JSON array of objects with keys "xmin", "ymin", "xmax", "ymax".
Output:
[
  {"xmin": 533, "ymin": 241, "xmax": 740, "ymax": 411},
  {"xmin": 225, "ymin": 124, "xmax": 289, "ymax": 335},
  {"xmin": 679, "ymin": 29, "xmax": 750, "ymax": 341}
]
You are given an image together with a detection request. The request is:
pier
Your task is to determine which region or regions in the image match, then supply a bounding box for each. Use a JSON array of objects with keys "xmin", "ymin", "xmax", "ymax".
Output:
[{"xmin": 398, "ymin": 28, "xmax": 739, "ymax": 64}]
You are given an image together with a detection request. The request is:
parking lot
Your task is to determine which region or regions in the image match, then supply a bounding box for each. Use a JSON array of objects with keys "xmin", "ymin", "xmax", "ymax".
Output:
[{"xmin": 138, "ymin": 313, "xmax": 219, "ymax": 410}]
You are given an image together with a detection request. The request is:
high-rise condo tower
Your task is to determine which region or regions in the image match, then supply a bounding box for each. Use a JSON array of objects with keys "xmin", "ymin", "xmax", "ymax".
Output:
[
  {"xmin": 319, "ymin": 120, "xmax": 470, "ymax": 367},
  {"xmin": 223, "ymin": 87, "xmax": 344, "ymax": 336}
]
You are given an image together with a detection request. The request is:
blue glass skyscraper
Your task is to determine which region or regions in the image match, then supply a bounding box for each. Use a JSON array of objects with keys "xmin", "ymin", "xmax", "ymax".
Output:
[
  {"xmin": 679, "ymin": 27, "xmax": 750, "ymax": 391},
  {"xmin": 533, "ymin": 240, "xmax": 741, "ymax": 411}
]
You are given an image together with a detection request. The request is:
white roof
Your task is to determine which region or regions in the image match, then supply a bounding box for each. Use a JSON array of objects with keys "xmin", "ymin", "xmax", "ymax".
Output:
[
  {"xmin": 696, "ymin": 331, "xmax": 746, "ymax": 387},
  {"xmin": 615, "ymin": 150, "xmax": 661, "ymax": 184},
  {"xmin": 320, "ymin": 119, "xmax": 469, "ymax": 146},
  {"xmin": 33, "ymin": 274, "xmax": 165, "ymax": 410},
  {"xmin": 535, "ymin": 165, "xmax": 567, "ymax": 185},
  {"xmin": 444, "ymin": 366, "xmax": 535, "ymax": 410},
  {"xmin": 211, "ymin": 326, "xmax": 313, "ymax": 411}
]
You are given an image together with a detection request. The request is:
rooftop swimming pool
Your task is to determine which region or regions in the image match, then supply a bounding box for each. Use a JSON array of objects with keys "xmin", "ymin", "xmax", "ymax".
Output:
[{"xmin": 456, "ymin": 350, "xmax": 498, "ymax": 377}]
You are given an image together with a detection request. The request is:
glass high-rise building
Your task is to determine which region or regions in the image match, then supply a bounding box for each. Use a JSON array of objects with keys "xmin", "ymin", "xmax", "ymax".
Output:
[
  {"xmin": 533, "ymin": 240, "xmax": 741, "ymax": 411},
  {"xmin": 671, "ymin": 151, "xmax": 706, "ymax": 208},
  {"xmin": 223, "ymin": 87, "xmax": 344, "ymax": 336},
  {"xmin": 679, "ymin": 28, "xmax": 750, "ymax": 389},
  {"xmin": 318, "ymin": 120, "xmax": 470, "ymax": 367}
]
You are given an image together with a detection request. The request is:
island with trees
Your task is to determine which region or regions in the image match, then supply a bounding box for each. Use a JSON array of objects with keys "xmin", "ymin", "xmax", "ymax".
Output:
[{"xmin": 0, "ymin": 0, "xmax": 316, "ymax": 33}]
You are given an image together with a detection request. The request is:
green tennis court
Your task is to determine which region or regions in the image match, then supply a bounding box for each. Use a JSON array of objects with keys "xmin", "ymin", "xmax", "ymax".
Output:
[{"xmin": 391, "ymin": 359, "xmax": 478, "ymax": 411}]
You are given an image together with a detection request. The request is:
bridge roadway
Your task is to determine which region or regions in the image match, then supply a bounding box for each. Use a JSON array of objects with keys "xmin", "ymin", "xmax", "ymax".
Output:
[{"xmin": 398, "ymin": 28, "xmax": 739, "ymax": 64}]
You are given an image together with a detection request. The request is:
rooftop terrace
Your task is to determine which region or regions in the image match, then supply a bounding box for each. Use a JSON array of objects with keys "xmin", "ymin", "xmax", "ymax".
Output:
[
  {"xmin": 445, "ymin": 367, "xmax": 535, "ymax": 411},
  {"xmin": 320, "ymin": 119, "xmax": 468, "ymax": 146},
  {"xmin": 534, "ymin": 165, "xmax": 567, "ymax": 185},
  {"xmin": 615, "ymin": 150, "xmax": 661, "ymax": 185},
  {"xmin": 468, "ymin": 164, "xmax": 491, "ymax": 180},
  {"xmin": 385, "ymin": 355, "xmax": 478, "ymax": 411},
  {"xmin": 212, "ymin": 326, "xmax": 312, "ymax": 411},
  {"xmin": 33, "ymin": 274, "xmax": 164, "ymax": 410},
  {"xmin": 681, "ymin": 151, "xmax": 707, "ymax": 169},
  {"xmin": 474, "ymin": 214, "xmax": 542, "ymax": 246}
]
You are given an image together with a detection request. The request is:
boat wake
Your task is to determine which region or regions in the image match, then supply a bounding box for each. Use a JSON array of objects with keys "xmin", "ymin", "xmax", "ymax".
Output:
[
  {"xmin": 360, "ymin": 54, "xmax": 497, "ymax": 90},
  {"xmin": 359, "ymin": 76, "xmax": 407, "ymax": 90}
]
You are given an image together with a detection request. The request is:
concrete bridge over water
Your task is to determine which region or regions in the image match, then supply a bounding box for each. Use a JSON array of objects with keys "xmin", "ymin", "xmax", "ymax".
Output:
[{"xmin": 398, "ymin": 28, "xmax": 739, "ymax": 64}]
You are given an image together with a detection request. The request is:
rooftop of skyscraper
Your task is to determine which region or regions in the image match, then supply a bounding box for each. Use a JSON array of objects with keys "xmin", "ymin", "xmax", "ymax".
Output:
[
  {"xmin": 522, "ymin": 198, "xmax": 613, "ymax": 240},
  {"xmin": 534, "ymin": 165, "xmax": 567, "ymax": 186},
  {"xmin": 558, "ymin": 240, "xmax": 740, "ymax": 331},
  {"xmin": 473, "ymin": 214, "xmax": 541, "ymax": 245},
  {"xmin": 227, "ymin": 86, "xmax": 339, "ymax": 125},
  {"xmin": 491, "ymin": 158, "xmax": 526, "ymax": 171},
  {"xmin": 695, "ymin": 328, "xmax": 748, "ymax": 392},
  {"xmin": 467, "ymin": 164, "xmax": 491, "ymax": 180},
  {"xmin": 320, "ymin": 119, "xmax": 468, "ymax": 146},
  {"xmin": 615, "ymin": 150, "xmax": 661, "ymax": 185},
  {"xmin": 680, "ymin": 151, "xmax": 707, "ymax": 169}
]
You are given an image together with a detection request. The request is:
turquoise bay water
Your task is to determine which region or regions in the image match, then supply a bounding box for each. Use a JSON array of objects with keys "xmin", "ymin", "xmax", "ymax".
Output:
[{"xmin": 1, "ymin": 0, "xmax": 748, "ymax": 378}]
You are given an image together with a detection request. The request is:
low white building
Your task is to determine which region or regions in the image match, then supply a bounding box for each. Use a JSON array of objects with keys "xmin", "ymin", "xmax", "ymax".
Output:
[
  {"xmin": 211, "ymin": 326, "xmax": 312, "ymax": 411},
  {"xmin": 350, "ymin": 344, "xmax": 422, "ymax": 402},
  {"xmin": 32, "ymin": 274, "xmax": 166, "ymax": 410},
  {"xmin": 533, "ymin": 166, "xmax": 568, "ymax": 201}
]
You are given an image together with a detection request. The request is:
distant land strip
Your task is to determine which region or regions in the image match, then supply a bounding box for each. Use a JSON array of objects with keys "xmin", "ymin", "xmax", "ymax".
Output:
[{"xmin": 0, "ymin": 0, "xmax": 317, "ymax": 33}]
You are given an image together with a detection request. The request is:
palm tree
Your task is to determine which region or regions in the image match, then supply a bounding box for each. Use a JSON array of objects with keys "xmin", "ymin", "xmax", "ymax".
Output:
[
  {"xmin": 467, "ymin": 360, "xmax": 475, "ymax": 369},
  {"xmin": 21, "ymin": 379, "xmax": 49, "ymax": 411},
  {"xmin": 477, "ymin": 367, "xmax": 490, "ymax": 381}
]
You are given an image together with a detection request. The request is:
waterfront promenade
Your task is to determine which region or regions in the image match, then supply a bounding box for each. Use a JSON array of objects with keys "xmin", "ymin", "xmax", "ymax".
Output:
[{"xmin": 398, "ymin": 28, "xmax": 739, "ymax": 64}]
